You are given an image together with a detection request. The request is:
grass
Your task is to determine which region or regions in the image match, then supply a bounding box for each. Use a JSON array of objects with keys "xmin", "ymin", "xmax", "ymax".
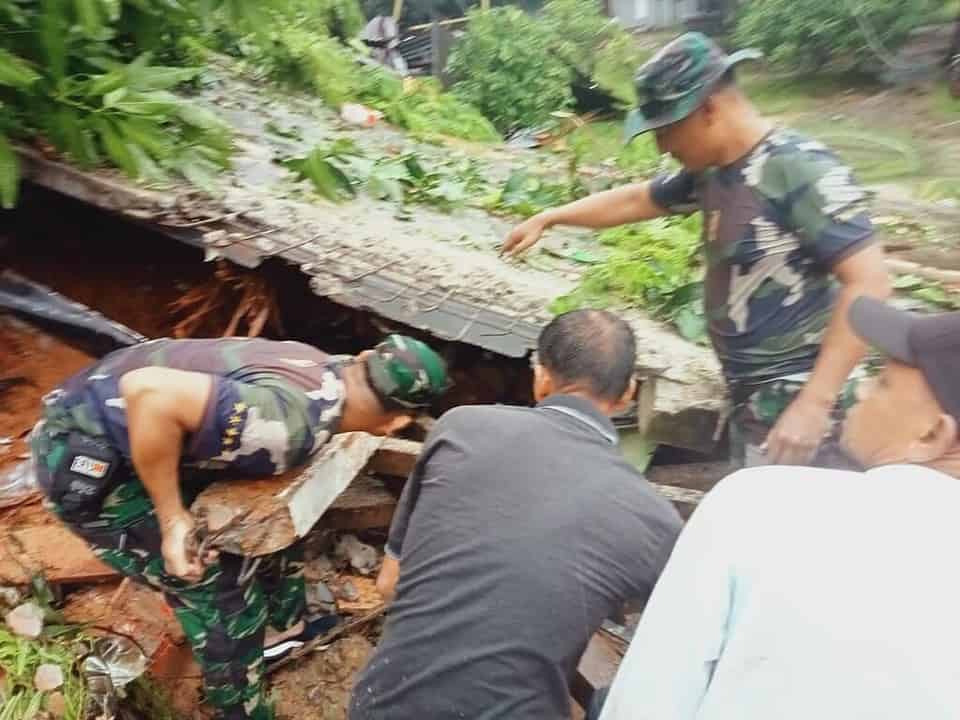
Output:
[
  {"xmin": 567, "ymin": 121, "xmax": 667, "ymax": 176},
  {"xmin": 790, "ymin": 118, "xmax": 931, "ymax": 183},
  {"xmin": 0, "ymin": 626, "xmax": 88, "ymax": 720},
  {"xmin": 931, "ymin": 84, "xmax": 960, "ymax": 119},
  {"xmin": 739, "ymin": 70, "xmax": 881, "ymax": 116}
]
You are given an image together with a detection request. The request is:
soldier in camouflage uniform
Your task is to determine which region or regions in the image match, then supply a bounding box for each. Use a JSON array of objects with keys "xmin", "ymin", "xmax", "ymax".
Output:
[
  {"xmin": 31, "ymin": 334, "xmax": 450, "ymax": 720},
  {"xmin": 504, "ymin": 32, "xmax": 891, "ymax": 469}
]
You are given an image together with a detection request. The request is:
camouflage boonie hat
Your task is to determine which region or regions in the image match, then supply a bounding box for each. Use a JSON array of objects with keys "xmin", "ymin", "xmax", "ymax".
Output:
[
  {"xmin": 366, "ymin": 334, "xmax": 450, "ymax": 409},
  {"xmin": 625, "ymin": 32, "xmax": 762, "ymax": 141}
]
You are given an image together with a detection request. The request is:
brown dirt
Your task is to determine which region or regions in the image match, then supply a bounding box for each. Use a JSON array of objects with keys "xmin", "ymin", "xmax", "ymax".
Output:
[
  {"xmin": 270, "ymin": 634, "xmax": 374, "ymax": 720},
  {"xmin": 0, "ymin": 314, "xmax": 93, "ymax": 476}
]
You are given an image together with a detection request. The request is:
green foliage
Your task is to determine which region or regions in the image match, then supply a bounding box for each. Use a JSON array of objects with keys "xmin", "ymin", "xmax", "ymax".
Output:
[
  {"xmin": 567, "ymin": 121, "xmax": 665, "ymax": 176},
  {"xmin": 283, "ymin": 139, "xmax": 488, "ymax": 211},
  {"xmin": 592, "ymin": 32, "xmax": 649, "ymax": 108},
  {"xmin": 0, "ymin": 0, "xmax": 274, "ymax": 205},
  {"xmin": 893, "ymin": 274, "xmax": 960, "ymax": 311},
  {"xmin": 0, "ymin": 626, "xmax": 87, "ymax": 720},
  {"xmin": 540, "ymin": 0, "xmax": 648, "ymax": 107},
  {"xmin": 255, "ymin": 27, "xmax": 365, "ymax": 107},
  {"xmin": 447, "ymin": 7, "xmax": 573, "ymax": 132},
  {"xmin": 283, "ymin": 139, "xmax": 359, "ymax": 201},
  {"xmin": 734, "ymin": 0, "xmax": 940, "ymax": 74},
  {"xmin": 485, "ymin": 167, "xmax": 584, "ymax": 217},
  {"xmin": 314, "ymin": 0, "xmax": 367, "ymax": 40},
  {"xmin": 552, "ymin": 215, "xmax": 707, "ymax": 342},
  {"xmin": 357, "ymin": 72, "xmax": 500, "ymax": 142},
  {"xmin": 540, "ymin": 0, "xmax": 613, "ymax": 77}
]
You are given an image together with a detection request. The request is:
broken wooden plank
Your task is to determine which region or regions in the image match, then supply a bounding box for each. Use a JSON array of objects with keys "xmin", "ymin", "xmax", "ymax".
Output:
[
  {"xmin": 572, "ymin": 631, "xmax": 626, "ymax": 711},
  {"xmin": 0, "ymin": 524, "xmax": 117, "ymax": 585},
  {"xmin": 322, "ymin": 475, "xmax": 397, "ymax": 531},
  {"xmin": 646, "ymin": 461, "xmax": 728, "ymax": 493},
  {"xmin": 192, "ymin": 432, "xmax": 387, "ymax": 557},
  {"xmin": 366, "ymin": 437, "xmax": 420, "ymax": 478}
]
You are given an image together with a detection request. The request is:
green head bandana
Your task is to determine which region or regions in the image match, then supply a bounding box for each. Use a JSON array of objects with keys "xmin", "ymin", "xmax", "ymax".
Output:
[
  {"xmin": 366, "ymin": 334, "xmax": 451, "ymax": 409},
  {"xmin": 625, "ymin": 32, "xmax": 762, "ymax": 142}
]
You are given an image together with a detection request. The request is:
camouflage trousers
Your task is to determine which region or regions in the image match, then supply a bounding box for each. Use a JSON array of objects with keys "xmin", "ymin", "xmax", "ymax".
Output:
[
  {"xmin": 32, "ymin": 430, "xmax": 306, "ymax": 720},
  {"xmin": 728, "ymin": 372, "xmax": 864, "ymax": 470}
]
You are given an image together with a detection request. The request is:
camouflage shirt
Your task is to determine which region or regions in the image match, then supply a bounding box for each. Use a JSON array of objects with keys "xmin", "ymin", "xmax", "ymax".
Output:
[
  {"xmin": 651, "ymin": 128, "xmax": 874, "ymax": 387},
  {"xmin": 41, "ymin": 338, "xmax": 346, "ymax": 477}
]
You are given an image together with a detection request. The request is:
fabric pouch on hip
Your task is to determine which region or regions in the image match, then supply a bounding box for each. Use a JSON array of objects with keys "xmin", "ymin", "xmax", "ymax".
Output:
[{"xmin": 49, "ymin": 432, "xmax": 122, "ymax": 518}]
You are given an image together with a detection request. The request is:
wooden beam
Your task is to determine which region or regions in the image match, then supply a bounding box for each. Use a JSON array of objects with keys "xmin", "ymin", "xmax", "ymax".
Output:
[
  {"xmin": 192, "ymin": 432, "xmax": 391, "ymax": 556},
  {"xmin": 367, "ymin": 437, "xmax": 420, "ymax": 478}
]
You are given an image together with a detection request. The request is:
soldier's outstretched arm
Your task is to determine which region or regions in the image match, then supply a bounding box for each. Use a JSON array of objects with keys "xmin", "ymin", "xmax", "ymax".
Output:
[
  {"xmin": 120, "ymin": 367, "xmax": 213, "ymax": 580},
  {"xmin": 501, "ymin": 181, "xmax": 669, "ymax": 257}
]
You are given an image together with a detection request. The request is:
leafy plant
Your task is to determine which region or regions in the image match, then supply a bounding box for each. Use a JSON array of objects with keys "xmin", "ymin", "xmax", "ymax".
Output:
[
  {"xmin": 243, "ymin": 26, "xmax": 365, "ymax": 107},
  {"xmin": 485, "ymin": 167, "xmax": 584, "ymax": 218},
  {"xmin": 893, "ymin": 274, "xmax": 960, "ymax": 311},
  {"xmin": 540, "ymin": 0, "xmax": 615, "ymax": 77},
  {"xmin": 551, "ymin": 215, "xmax": 707, "ymax": 342},
  {"xmin": 359, "ymin": 73, "xmax": 501, "ymax": 143},
  {"xmin": 448, "ymin": 7, "xmax": 573, "ymax": 133},
  {"xmin": 734, "ymin": 0, "xmax": 940, "ymax": 74},
  {"xmin": 0, "ymin": 1, "xmax": 261, "ymax": 206},
  {"xmin": 284, "ymin": 140, "xmax": 487, "ymax": 211},
  {"xmin": 283, "ymin": 139, "xmax": 360, "ymax": 201}
]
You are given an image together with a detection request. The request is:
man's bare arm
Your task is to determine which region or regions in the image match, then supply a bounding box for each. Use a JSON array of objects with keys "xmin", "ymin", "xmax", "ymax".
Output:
[
  {"xmin": 501, "ymin": 182, "xmax": 668, "ymax": 256},
  {"xmin": 376, "ymin": 555, "xmax": 400, "ymax": 604},
  {"xmin": 120, "ymin": 367, "xmax": 213, "ymax": 578},
  {"xmin": 766, "ymin": 243, "xmax": 892, "ymax": 464}
]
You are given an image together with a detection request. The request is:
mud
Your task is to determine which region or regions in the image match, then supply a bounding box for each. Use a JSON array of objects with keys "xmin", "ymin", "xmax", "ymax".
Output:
[
  {"xmin": 0, "ymin": 314, "xmax": 93, "ymax": 475},
  {"xmin": 271, "ymin": 634, "xmax": 375, "ymax": 720}
]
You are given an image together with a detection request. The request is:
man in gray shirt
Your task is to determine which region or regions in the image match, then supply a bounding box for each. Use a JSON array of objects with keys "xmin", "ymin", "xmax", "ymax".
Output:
[{"xmin": 350, "ymin": 309, "xmax": 683, "ymax": 720}]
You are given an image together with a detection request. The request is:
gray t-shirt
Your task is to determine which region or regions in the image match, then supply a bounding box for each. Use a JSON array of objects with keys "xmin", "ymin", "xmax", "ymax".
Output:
[{"xmin": 350, "ymin": 395, "xmax": 682, "ymax": 720}]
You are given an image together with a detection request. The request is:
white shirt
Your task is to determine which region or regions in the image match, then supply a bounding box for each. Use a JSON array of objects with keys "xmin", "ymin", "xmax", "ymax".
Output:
[{"xmin": 599, "ymin": 464, "xmax": 960, "ymax": 720}]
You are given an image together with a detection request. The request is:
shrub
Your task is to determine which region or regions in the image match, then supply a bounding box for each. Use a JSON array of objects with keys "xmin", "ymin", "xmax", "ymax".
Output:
[
  {"xmin": 734, "ymin": 0, "xmax": 940, "ymax": 74},
  {"xmin": 448, "ymin": 7, "xmax": 573, "ymax": 133}
]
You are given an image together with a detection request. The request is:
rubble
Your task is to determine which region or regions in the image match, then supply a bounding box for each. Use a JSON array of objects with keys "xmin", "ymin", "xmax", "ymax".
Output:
[
  {"xmin": 191, "ymin": 432, "xmax": 406, "ymax": 556},
  {"xmin": 306, "ymin": 581, "xmax": 337, "ymax": 615},
  {"xmin": 334, "ymin": 534, "xmax": 379, "ymax": 576},
  {"xmin": 6, "ymin": 601, "xmax": 44, "ymax": 638},
  {"xmin": 33, "ymin": 663, "xmax": 64, "ymax": 691}
]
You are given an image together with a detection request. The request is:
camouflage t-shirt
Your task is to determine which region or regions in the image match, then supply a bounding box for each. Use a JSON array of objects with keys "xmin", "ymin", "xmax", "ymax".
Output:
[
  {"xmin": 650, "ymin": 128, "xmax": 874, "ymax": 387},
  {"xmin": 41, "ymin": 338, "xmax": 346, "ymax": 477}
]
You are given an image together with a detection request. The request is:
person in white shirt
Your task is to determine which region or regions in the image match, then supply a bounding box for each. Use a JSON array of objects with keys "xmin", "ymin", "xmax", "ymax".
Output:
[{"xmin": 597, "ymin": 296, "xmax": 960, "ymax": 720}]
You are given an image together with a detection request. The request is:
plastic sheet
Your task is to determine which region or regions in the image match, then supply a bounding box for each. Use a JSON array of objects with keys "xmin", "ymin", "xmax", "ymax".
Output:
[
  {"xmin": 81, "ymin": 636, "xmax": 149, "ymax": 720},
  {"xmin": 0, "ymin": 456, "xmax": 37, "ymax": 509},
  {"xmin": 0, "ymin": 270, "xmax": 146, "ymax": 350}
]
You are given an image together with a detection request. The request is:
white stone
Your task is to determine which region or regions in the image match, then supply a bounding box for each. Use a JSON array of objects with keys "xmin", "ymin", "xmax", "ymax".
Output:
[
  {"xmin": 5, "ymin": 602, "xmax": 44, "ymax": 638},
  {"xmin": 34, "ymin": 663, "xmax": 64, "ymax": 691}
]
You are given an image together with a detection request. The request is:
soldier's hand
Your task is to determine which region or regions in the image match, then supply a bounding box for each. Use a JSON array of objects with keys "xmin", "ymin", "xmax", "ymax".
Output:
[
  {"xmin": 160, "ymin": 512, "xmax": 206, "ymax": 581},
  {"xmin": 501, "ymin": 214, "xmax": 549, "ymax": 257},
  {"xmin": 765, "ymin": 394, "xmax": 832, "ymax": 466}
]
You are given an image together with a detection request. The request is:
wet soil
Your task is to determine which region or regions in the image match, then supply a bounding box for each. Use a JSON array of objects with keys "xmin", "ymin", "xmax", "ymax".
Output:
[
  {"xmin": 271, "ymin": 635, "xmax": 375, "ymax": 720},
  {"xmin": 0, "ymin": 315, "xmax": 93, "ymax": 476}
]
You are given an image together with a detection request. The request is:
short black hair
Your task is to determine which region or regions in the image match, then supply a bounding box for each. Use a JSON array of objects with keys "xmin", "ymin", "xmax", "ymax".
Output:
[
  {"xmin": 537, "ymin": 309, "xmax": 637, "ymax": 401},
  {"xmin": 713, "ymin": 67, "xmax": 737, "ymax": 92}
]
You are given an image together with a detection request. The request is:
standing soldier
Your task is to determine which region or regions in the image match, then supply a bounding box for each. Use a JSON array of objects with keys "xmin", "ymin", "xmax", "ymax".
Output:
[
  {"xmin": 31, "ymin": 334, "xmax": 450, "ymax": 720},
  {"xmin": 503, "ymin": 33, "xmax": 891, "ymax": 468}
]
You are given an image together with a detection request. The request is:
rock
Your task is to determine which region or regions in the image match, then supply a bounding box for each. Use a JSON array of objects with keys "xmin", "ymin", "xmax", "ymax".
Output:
[
  {"xmin": 0, "ymin": 585, "xmax": 22, "ymax": 609},
  {"xmin": 304, "ymin": 554, "xmax": 334, "ymax": 582},
  {"xmin": 6, "ymin": 601, "xmax": 44, "ymax": 638},
  {"xmin": 334, "ymin": 534, "xmax": 378, "ymax": 576},
  {"xmin": 34, "ymin": 663, "xmax": 64, "ymax": 691},
  {"xmin": 336, "ymin": 579, "xmax": 359, "ymax": 603},
  {"xmin": 46, "ymin": 691, "xmax": 67, "ymax": 717},
  {"xmin": 306, "ymin": 581, "xmax": 336, "ymax": 615}
]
